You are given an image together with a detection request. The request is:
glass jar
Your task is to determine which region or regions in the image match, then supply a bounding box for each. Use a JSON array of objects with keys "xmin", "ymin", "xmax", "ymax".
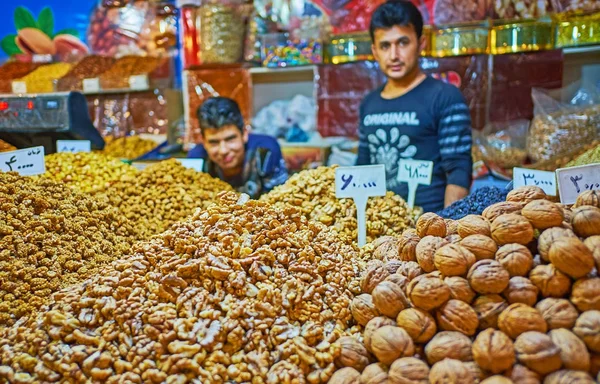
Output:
[
  {"xmin": 198, "ymin": 1, "xmax": 245, "ymax": 64},
  {"xmin": 327, "ymin": 32, "xmax": 373, "ymax": 64},
  {"xmin": 554, "ymin": 12, "xmax": 600, "ymax": 47},
  {"xmin": 491, "ymin": 19, "xmax": 554, "ymax": 54},
  {"xmin": 432, "ymin": 21, "xmax": 490, "ymax": 57}
]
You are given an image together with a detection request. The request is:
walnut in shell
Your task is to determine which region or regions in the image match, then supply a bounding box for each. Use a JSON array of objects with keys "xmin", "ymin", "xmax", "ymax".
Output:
[
  {"xmin": 446, "ymin": 219, "xmax": 459, "ymax": 235},
  {"xmin": 529, "ymin": 264, "xmax": 571, "ymax": 298},
  {"xmin": 468, "ymin": 260, "xmax": 510, "ymax": 294},
  {"xmin": 364, "ymin": 316, "xmax": 397, "ymax": 353},
  {"xmin": 483, "ymin": 201, "xmax": 523, "ymax": 222},
  {"xmin": 572, "ymin": 205, "xmax": 600, "ymax": 238},
  {"xmin": 549, "ymin": 237, "xmax": 594, "ymax": 279},
  {"xmin": 544, "ymin": 370, "xmax": 595, "ymax": 384},
  {"xmin": 329, "ymin": 367, "xmax": 361, "ymax": 384},
  {"xmin": 398, "ymin": 231, "xmax": 420, "ymax": 262},
  {"xmin": 503, "ymin": 276, "xmax": 539, "ymax": 306},
  {"xmin": 507, "ymin": 186, "xmax": 547, "ymax": 204},
  {"xmin": 495, "ymin": 243, "xmax": 533, "ymax": 277},
  {"xmin": 460, "ymin": 234, "xmax": 498, "ymax": 261},
  {"xmin": 458, "ymin": 215, "xmax": 491, "ymax": 238},
  {"xmin": 360, "ymin": 363, "xmax": 388, "ymax": 384},
  {"xmin": 549, "ymin": 328, "xmax": 590, "ymax": 372},
  {"xmin": 372, "ymin": 281, "xmax": 409, "ymax": 318},
  {"xmin": 480, "ymin": 376, "xmax": 513, "ymax": 384},
  {"xmin": 514, "ymin": 331, "xmax": 562, "ymax": 376},
  {"xmin": 416, "ymin": 213, "xmax": 447, "ymax": 238},
  {"xmin": 464, "ymin": 362, "xmax": 486, "ymax": 383},
  {"xmin": 473, "ymin": 294, "xmax": 508, "ymax": 330},
  {"xmin": 491, "ymin": 214, "xmax": 534, "ymax": 246},
  {"xmin": 573, "ymin": 310, "xmax": 600, "ymax": 353},
  {"xmin": 335, "ymin": 336, "xmax": 371, "ymax": 371},
  {"xmin": 429, "ymin": 359, "xmax": 474, "ymax": 384},
  {"xmin": 385, "ymin": 273, "xmax": 409, "ymax": 291},
  {"xmin": 472, "ymin": 328, "xmax": 515, "ymax": 374},
  {"xmin": 575, "ymin": 190, "xmax": 600, "ymax": 209},
  {"xmin": 407, "ymin": 273, "xmax": 450, "ymax": 311},
  {"xmin": 506, "ymin": 364, "xmax": 541, "ymax": 384},
  {"xmin": 351, "ymin": 294, "xmax": 379, "ymax": 326},
  {"xmin": 361, "ymin": 263, "xmax": 391, "ymax": 294},
  {"xmin": 396, "ymin": 261, "xmax": 424, "ymax": 281},
  {"xmin": 434, "ymin": 244, "xmax": 477, "ymax": 277},
  {"xmin": 416, "ymin": 236, "xmax": 448, "ymax": 272},
  {"xmin": 396, "ymin": 307, "xmax": 437, "ymax": 344},
  {"xmin": 425, "ymin": 331, "xmax": 473, "ymax": 364},
  {"xmin": 591, "ymin": 353, "xmax": 600, "ymax": 378},
  {"xmin": 538, "ymin": 227, "xmax": 577, "ymax": 262},
  {"xmin": 521, "ymin": 199, "xmax": 564, "ymax": 230},
  {"xmin": 498, "ymin": 303, "xmax": 547, "ymax": 339},
  {"xmin": 436, "ymin": 299, "xmax": 479, "ymax": 336},
  {"xmin": 535, "ymin": 298, "xmax": 578, "ymax": 330},
  {"xmin": 571, "ymin": 277, "xmax": 600, "ymax": 312},
  {"xmin": 384, "ymin": 260, "xmax": 403, "ymax": 275},
  {"xmin": 370, "ymin": 326, "xmax": 415, "ymax": 365},
  {"xmin": 585, "ymin": 236, "xmax": 600, "ymax": 270},
  {"xmin": 445, "ymin": 234, "xmax": 462, "ymax": 244},
  {"xmin": 444, "ymin": 276, "xmax": 476, "ymax": 304},
  {"xmin": 388, "ymin": 357, "xmax": 429, "ymax": 384},
  {"xmin": 373, "ymin": 236, "xmax": 401, "ymax": 261}
]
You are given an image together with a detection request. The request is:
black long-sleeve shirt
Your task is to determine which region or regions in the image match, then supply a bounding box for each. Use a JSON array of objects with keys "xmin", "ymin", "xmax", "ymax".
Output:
[{"xmin": 356, "ymin": 76, "xmax": 473, "ymax": 212}]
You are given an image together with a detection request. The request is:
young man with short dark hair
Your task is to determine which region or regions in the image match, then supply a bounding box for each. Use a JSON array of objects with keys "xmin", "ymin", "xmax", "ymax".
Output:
[
  {"xmin": 357, "ymin": 0, "xmax": 473, "ymax": 212},
  {"xmin": 188, "ymin": 97, "xmax": 288, "ymax": 198}
]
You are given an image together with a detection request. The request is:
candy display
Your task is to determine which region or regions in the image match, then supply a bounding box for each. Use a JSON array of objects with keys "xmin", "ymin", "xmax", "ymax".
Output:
[
  {"xmin": 14, "ymin": 62, "xmax": 72, "ymax": 93},
  {"xmin": 261, "ymin": 33, "xmax": 323, "ymax": 67},
  {"xmin": 102, "ymin": 135, "xmax": 158, "ymax": 159},
  {"xmin": 491, "ymin": 19, "xmax": 554, "ymax": 54},
  {"xmin": 55, "ymin": 55, "xmax": 116, "ymax": 92},
  {"xmin": 437, "ymin": 187, "xmax": 509, "ymax": 220},
  {"xmin": 555, "ymin": 12, "xmax": 600, "ymax": 47},
  {"xmin": 199, "ymin": 2, "xmax": 245, "ymax": 64}
]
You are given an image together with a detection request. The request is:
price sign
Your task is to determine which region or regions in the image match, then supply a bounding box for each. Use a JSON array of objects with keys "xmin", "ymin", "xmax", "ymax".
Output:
[
  {"xmin": 83, "ymin": 78, "xmax": 100, "ymax": 93},
  {"xmin": 11, "ymin": 81, "xmax": 27, "ymax": 94},
  {"xmin": 129, "ymin": 75, "xmax": 149, "ymax": 90},
  {"xmin": 57, "ymin": 140, "xmax": 91, "ymax": 153},
  {"xmin": 32, "ymin": 54, "xmax": 52, "ymax": 63},
  {"xmin": 556, "ymin": 163, "xmax": 600, "ymax": 205},
  {"xmin": 177, "ymin": 158, "xmax": 204, "ymax": 172},
  {"xmin": 513, "ymin": 167, "xmax": 556, "ymax": 196},
  {"xmin": 0, "ymin": 146, "xmax": 45, "ymax": 176},
  {"xmin": 397, "ymin": 159, "xmax": 434, "ymax": 209},
  {"xmin": 335, "ymin": 165, "xmax": 387, "ymax": 246}
]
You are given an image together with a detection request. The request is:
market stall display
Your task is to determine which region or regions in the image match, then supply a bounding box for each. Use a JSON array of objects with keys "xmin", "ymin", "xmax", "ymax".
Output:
[
  {"xmin": 567, "ymin": 143, "xmax": 600, "ymax": 167},
  {"xmin": 55, "ymin": 55, "xmax": 116, "ymax": 92},
  {"xmin": 13, "ymin": 62, "xmax": 72, "ymax": 93},
  {"xmin": 261, "ymin": 166, "xmax": 417, "ymax": 243},
  {"xmin": 0, "ymin": 139, "xmax": 16, "ymax": 153},
  {"xmin": 102, "ymin": 135, "xmax": 158, "ymax": 160},
  {"xmin": 0, "ymin": 62, "xmax": 40, "ymax": 94},
  {"xmin": 0, "ymin": 172, "xmax": 139, "ymax": 326},
  {"xmin": 437, "ymin": 187, "xmax": 509, "ymax": 220},
  {"xmin": 0, "ymin": 192, "xmax": 363, "ymax": 383}
]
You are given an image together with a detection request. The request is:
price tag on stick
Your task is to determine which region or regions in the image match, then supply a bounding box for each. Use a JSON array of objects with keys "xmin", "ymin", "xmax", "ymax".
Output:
[
  {"xmin": 335, "ymin": 165, "xmax": 387, "ymax": 247},
  {"xmin": 397, "ymin": 159, "xmax": 434, "ymax": 209},
  {"xmin": 513, "ymin": 167, "xmax": 557, "ymax": 196},
  {"xmin": 0, "ymin": 146, "xmax": 45, "ymax": 176},
  {"xmin": 556, "ymin": 163, "xmax": 600, "ymax": 205},
  {"xmin": 57, "ymin": 140, "xmax": 91, "ymax": 153}
]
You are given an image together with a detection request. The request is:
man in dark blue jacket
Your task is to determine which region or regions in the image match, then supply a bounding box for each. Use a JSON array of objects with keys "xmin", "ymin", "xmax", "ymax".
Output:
[
  {"xmin": 357, "ymin": 0, "xmax": 473, "ymax": 212},
  {"xmin": 188, "ymin": 97, "xmax": 288, "ymax": 198}
]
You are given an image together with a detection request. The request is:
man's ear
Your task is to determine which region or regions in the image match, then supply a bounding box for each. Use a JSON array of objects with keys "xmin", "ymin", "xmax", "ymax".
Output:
[
  {"xmin": 418, "ymin": 35, "xmax": 427, "ymax": 55},
  {"xmin": 371, "ymin": 43, "xmax": 379, "ymax": 62}
]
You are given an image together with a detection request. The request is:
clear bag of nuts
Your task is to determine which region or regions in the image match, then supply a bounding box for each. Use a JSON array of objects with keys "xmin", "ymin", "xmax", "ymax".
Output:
[
  {"xmin": 198, "ymin": 0, "xmax": 248, "ymax": 64},
  {"xmin": 476, "ymin": 119, "xmax": 529, "ymax": 169}
]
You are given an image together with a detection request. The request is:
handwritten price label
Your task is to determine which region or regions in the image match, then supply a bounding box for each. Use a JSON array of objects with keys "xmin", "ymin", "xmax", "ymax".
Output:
[
  {"xmin": 11, "ymin": 81, "xmax": 27, "ymax": 94},
  {"xmin": 57, "ymin": 140, "xmax": 91, "ymax": 153},
  {"xmin": 129, "ymin": 75, "xmax": 149, "ymax": 91},
  {"xmin": 82, "ymin": 78, "xmax": 100, "ymax": 93},
  {"xmin": 177, "ymin": 159, "xmax": 204, "ymax": 172},
  {"xmin": 556, "ymin": 163, "xmax": 600, "ymax": 205},
  {"xmin": 513, "ymin": 167, "xmax": 556, "ymax": 196},
  {"xmin": 397, "ymin": 159, "xmax": 434, "ymax": 209},
  {"xmin": 335, "ymin": 165, "xmax": 386, "ymax": 246},
  {"xmin": 0, "ymin": 146, "xmax": 45, "ymax": 176}
]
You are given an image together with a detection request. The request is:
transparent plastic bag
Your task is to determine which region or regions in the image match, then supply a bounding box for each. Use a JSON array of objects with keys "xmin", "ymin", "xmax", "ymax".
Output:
[{"xmin": 476, "ymin": 119, "xmax": 530, "ymax": 169}]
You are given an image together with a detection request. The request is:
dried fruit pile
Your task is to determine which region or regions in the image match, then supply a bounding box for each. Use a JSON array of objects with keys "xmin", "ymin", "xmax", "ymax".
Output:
[
  {"xmin": 331, "ymin": 186, "xmax": 600, "ymax": 383},
  {"xmin": 41, "ymin": 152, "xmax": 138, "ymax": 193},
  {"xmin": 0, "ymin": 192, "xmax": 363, "ymax": 383},
  {"xmin": 261, "ymin": 166, "xmax": 416, "ymax": 243},
  {"xmin": 93, "ymin": 159, "xmax": 235, "ymax": 239},
  {"xmin": 437, "ymin": 186, "xmax": 508, "ymax": 220},
  {"xmin": 0, "ymin": 172, "xmax": 139, "ymax": 326},
  {"xmin": 102, "ymin": 136, "xmax": 158, "ymax": 160}
]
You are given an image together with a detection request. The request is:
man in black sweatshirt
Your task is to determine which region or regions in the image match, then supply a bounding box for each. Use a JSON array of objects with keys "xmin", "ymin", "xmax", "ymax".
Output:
[{"xmin": 357, "ymin": 0, "xmax": 473, "ymax": 212}]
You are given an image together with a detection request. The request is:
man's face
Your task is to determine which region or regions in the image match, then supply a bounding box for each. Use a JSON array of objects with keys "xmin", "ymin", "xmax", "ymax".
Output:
[
  {"xmin": 201, "ymin": 125, "xmax": 248, "ymax": 174},
  {"xmin": 372, "ymin": 24, "xmax": 425, "ymax": 81}
]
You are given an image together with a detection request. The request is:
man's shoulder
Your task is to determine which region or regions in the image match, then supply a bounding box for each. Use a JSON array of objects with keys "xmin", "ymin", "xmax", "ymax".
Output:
[
  {"xmin": 361, "ymin": 86, "xmax": 385, "ymax": 108},
  {"xmin": 424, "ymin": 76, "xmax": 467, "ymax": 105}
]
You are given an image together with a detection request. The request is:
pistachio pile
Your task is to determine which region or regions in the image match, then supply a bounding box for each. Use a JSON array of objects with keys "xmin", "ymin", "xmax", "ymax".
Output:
[
  {"xmin": 94, "ymin": 159, "xmax": 235, "ymax": 239},
  {"xmin": 41, "ymin": 152, "xmax": 138, "ymax": 193},
  {"xmin": 102, "ymin": 136, "xmax": 158, "ymax": 160},
  {"xmin": 332, "ymin": 186, "xmax": 600, "ymax": 383},
  {"xmin": 261, "ymin": 166, "xmax": 416, "ymax": 243},
  {"xmin": 567, "ymin": 143, "xmax": 600, "ymax": 168},
  {"xmin": 0, "ymin": 192, "xmax": 364, "ymax": 383},
  {"xmin": 0, "ymin": 172, "xmax": 139, "ymax": 326}
]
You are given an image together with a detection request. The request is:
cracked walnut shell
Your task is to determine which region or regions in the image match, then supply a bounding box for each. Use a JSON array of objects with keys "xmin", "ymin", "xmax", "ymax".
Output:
[
  {"xmin": 416, "ymin": 213, "xmax": 447, "ymax": 238},
  {"xmin": 364, "ymin": 317, "xmax": 397, "ymax": 353},
  {"xmin": 498, "ymin": 303, "xmax": 547, "ymax": 339},
  {"xmin": 574, "ymin": 311, "xmax": 600, "ymax": 353},
  {"xmin": 507, "ymin": 186, "xmax": 547, "ymax": 204},
  {"xmin": 572, "ymin": 205, "xmax": 600, "ymax": 238},
  {"xmin": 458, "ymin": 215, "xmax": 491, "ymax": 238},
  {"xmin": 538, "ymin": 227, "xmax": 577, "ymax": 262},
  {"xmin": 503, "ymin": 276, "xmax": 539, "ymax": 307},
  {"xmin": 425, "ymin": 331, "xmax": 473, "ymax": 365},
  {"xmin": 335, "ymin": 336, "xmax": 371, "ymax": 372},
  {"xmin": 535, "ymin": 298, "xmax": 578, "ymax": 330},
  {"xmin": 460, "ymin": 234, "xmax": 498, "ymax": 261},
  {"xmin": 473, "ymin": 294, "xmax": 508, "ymax": 330},
  {"xmin": 571, "ymin": 277, "xmax": 600, "ymax": 312},
  {"xmin": 351, "ymin": 294, "xmax": 380, "ymax": 326},
  {"xmin": 549, "ymin": 237, "xmax": 594, "ymax": 279},
  {"xmin": 521, "ymin": 199, "xmax": 564, "ymax": 230},
  {"xmin": 372, "ymin": 281, "xmax": 409, "ymax": 318},
  {"xmin": 491, "ymin": 214, "xmax": 534, "ymax": 246},
  {"xmin": 370, "ymin": 326, "xmax": 415, "ymax": 365},
  {"xmin": 496, "ymin": 243, "xmax": 533, "ymax": 277},
  {"xmin": 514, "ymin": 331, "xmax": 562, "ymax": 376},
  {"xmin": 388, "ymin": 357, "xmax": 429, "ymax": 384},
  {"xmin": 416, "ymin": 236, "xmax": 449, "ymax": 272},
  {"xmin": 434, "ymin": 244, "xmax": 477, "ymax": 277},
  {"xmin": 468, "ymin": 260, "xmax": 510, "ymax": 294},
  {"xmin": 473, "ymin": 328, "xmax": 515, "ymax": 374},
  {"xmin": 429, "ymin": 359, "xmax": 474, "ymax": 384},
  {"xmin": 436, "ymin": 299, "xmax": 479, "ymax": 336},
  {"xmin": 444, "ymin": 276, "xmax": 476, "ymax": 304},
  {"xmin": 529, "ymin": 264, "xmax": 571, "ymax": 298},
  {"xmin": 396, "ymin": 308, "xmax": 437, "ymax": 344},
  {"xmin": 549, "ymin": 328, "xmax": 590, "ymax": 372},
  {"xmin": 407, "ymin": 273, "xmax": 450, "ymax": 311}
]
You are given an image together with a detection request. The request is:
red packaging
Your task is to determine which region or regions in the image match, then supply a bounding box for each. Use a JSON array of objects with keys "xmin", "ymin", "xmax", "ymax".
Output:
[
  {"xmin": 309, "ymin": 0, "xmax": 386, "ymax": 34},
  {"xmin": 180, "ymin": 5, "xmax": 200, "ymax": 69}
]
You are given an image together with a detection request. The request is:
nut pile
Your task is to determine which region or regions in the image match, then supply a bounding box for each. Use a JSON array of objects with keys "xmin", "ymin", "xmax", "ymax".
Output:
[
  {"xmin": 0, "ymin": 139, "xmax": 16, "ymax": 153},
  {"xmin": 437, "ymin": 187, "xmax": 508, "ymax": 220},
  {"xmin": 261, "ymin": 166, "xmax": 416, "ymax": 243},
  {"xmin": 15, "ymin": 63, "xmax": 72, "ymax": 93},
  {"xmin": 0, "ymin": 172, "xmax": 139, "ymax": 326},
  {"xmin": 56, "ymin": 55, "xmax": 116, "ymax": 92},
  {"xmin": 95, "ymin": 159, "xmax": 234, "ymax": 239},
  {"xmin": 0, "ymin": 62, "xmax": 40, "ymax": 93},
  {"xmin": 102, "ymin": 135, "xmax": 158, "ymax": 159},
  {"xmin": 0, "ymin": 192, "xmax": 363, "ymax": 383},
  {"xmin": 332, "ymin": 186, "xmax": 600, "ymax": 383},
  {"xmin": 40, "ymin": 152, "xmax": 138, "ymax": 193}
]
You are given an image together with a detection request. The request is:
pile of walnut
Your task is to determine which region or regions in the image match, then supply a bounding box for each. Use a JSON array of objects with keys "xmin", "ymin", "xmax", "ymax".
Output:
[
  {"xmin": 40, "ymin": 152, "xmax": 138, "ymax": 193},
  {"xmin": 261, "ymin": 166, "xmax": 416, "ymax": 243},
  {"xmin": 0, "ymin": 172, "xmax": 139, "ymax": 326},
  {"xmin": 0, "ymin": 192, "xmax": 363, "ymax": 383},
  {"xmin": 93, "ymin": 159, "xmax": 235, "ymax": 240},
  {"xmin": 330, "ymin": 186, "xmax": 600, "ymax": 384}
]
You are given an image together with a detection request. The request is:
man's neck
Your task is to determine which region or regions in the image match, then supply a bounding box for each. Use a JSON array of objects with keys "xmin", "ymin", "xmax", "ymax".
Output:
[{"xmin": 381, "ymin": 69, "xmax": 427, "ymax": 99}]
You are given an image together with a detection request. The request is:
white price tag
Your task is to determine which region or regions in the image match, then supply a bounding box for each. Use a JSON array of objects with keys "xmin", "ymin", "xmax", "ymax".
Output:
[
  {"xmin": 131, "ymin": 162, "xmax": 152, "ymax": 171},
  {"xmin": 177, "ymin": 158, "xmax": 204, "ymax": 172},
  {"xmin": 56, "ymin": 140, "xmax": 91, "ymax": 153},
  {"xmin": 335, "ymin": 165, "xmax": 387, "ymax": 246},
  {"xmin": 556, "ymin": 163, "xmax": 600, "ymax": 205},
  {"xmin": 32, "ymin": 54, "xmax": 52, "ymax": 63},
  {"xmin": 11, "ymin": 81, "xmax": 27, "ymax": 94},
  {"xmin": 0, "ymin": 146, "xmax": 45, "ymax": 176},
  {"xmin": 513, "ymin": 167, "xmax": 556, "ymax": 196},
  {"xmin": 129, "ymin": 75, "xmax": 149, "ymax": 90},
  {"xmin": 83, "ymin": 78, "xmax": 100, "ymax": 93},
  {"xmin": 397, "ymin": 159, "xmax": 434, "ymax": 209}
]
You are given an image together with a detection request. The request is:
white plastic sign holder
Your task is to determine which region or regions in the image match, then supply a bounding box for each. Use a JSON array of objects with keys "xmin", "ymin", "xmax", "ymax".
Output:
[{"xmin": 397, "ymin": 159, "xmax": 434, "ymax": 209}]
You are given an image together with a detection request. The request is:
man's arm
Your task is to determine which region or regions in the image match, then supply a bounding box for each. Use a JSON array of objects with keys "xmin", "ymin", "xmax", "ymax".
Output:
[
  {"xmin": 356, "ymin": 102, "xmax": 370, "ymax": 165},
  {"xmin": 445, "ymin": 184, "xmax": 469, "ymax": 207}
]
